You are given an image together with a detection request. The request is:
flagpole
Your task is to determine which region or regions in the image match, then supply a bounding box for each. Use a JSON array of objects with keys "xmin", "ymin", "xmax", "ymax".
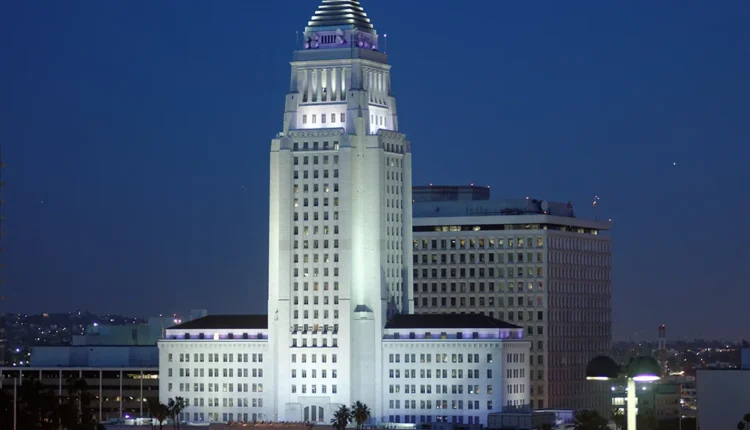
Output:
[{"xmin": 13, "ymin": 377, "xmax": 17, "ymax": 430}]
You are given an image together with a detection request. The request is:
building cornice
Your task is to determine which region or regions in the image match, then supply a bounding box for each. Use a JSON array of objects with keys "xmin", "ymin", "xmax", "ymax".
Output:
[{"xmin": 288, "ymin": 128, "xmax": 346, "ymax": 139}]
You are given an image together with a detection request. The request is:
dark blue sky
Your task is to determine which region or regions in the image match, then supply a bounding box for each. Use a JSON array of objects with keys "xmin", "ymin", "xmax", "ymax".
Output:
[{"xmin": 1, "ymin": 1, "xmax": 748, "ymax": 341}]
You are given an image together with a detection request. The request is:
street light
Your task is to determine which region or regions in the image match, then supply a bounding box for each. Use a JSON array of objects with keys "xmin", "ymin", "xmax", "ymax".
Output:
[{"xmin": 586, "ymin": 355, "xmax": 662, "ymax": 430}]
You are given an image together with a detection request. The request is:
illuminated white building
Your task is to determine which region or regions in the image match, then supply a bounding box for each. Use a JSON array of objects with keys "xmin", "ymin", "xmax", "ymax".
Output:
[{"xmin": 159, "ymin": 0, "xmax": 530, "ymax": 425}]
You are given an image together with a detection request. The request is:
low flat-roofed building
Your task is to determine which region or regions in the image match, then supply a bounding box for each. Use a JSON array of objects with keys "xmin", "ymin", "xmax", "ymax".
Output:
[
  {"xmin": 0, "ymin": 325, "xmax": 161, "ymax": 421},
  {"xmin": 0, "ymin": 366, "xmax": 159, "ymax": 421}
]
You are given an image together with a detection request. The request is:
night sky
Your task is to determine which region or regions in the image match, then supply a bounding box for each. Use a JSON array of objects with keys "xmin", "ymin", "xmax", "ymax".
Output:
[{"xmin": 1, "ymin": 1, "xmax": 748, "ymax": 341}]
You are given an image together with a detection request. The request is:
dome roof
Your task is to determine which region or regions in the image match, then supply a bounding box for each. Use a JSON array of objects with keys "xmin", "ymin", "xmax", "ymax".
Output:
[
  {"xmin": 586, "ymin": 355, "xmax": 621, "ymax": 380},
  {"xmin": 307, "ymin": 0, "xmax": 375, "ymax": 32},
  {"xmin": 626, "ymin": 356, "xmax": 662, "ymax": 381}
]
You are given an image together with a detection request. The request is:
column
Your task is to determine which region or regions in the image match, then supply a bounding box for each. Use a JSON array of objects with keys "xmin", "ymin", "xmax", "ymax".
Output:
[
  {"xmin": 299, "ymin": 69, "xmax": 308, "ymax": 102},
  {"xmin": 317, "ymin": 68, "xmax": 324, "ymax": 102},
  {"xmin": 99, "ymin": 370, "xmax": 103, "ymax": 422},
  {"xmin": 378, "ymin": 73, "xmax": 383, "ymax": 104},
  {"xmin": 313, "ymin": 68, "xmax": 319, "ymax": 102},
  {"xmin": 119, "ymin": 370, "xmax": 123, "ymax": 418},
  {"xmin": 368, "ymin": 70, "xmax": 373, "ymax": 103},
  {"xmin": 307, "ymin": 69, "xmax": 314, "ymax": 103},
  {"xmin": 341, "ymin": 68, "xmax": 347, "ymax": 100},
  {"xmin": 627, "ymin": 378, "xmax": 636, "ymax": 430},
  {"xmin": 140, "ymin": 370, "xmax": 144, "ymax": 418},
  {"xmin": 325, "ymin": 68, "xmax": 332, "ymax": 102},
  {"xmin": 330, "ymin": 68, "xmax": 338, "ymax": 102}
]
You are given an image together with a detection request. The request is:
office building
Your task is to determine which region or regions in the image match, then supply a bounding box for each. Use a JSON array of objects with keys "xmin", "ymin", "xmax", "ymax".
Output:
[
  {"xmin": 158, "ymin": 1, "xmax": 531, "ymax": 425},
  {"xmin": 411, "ymin": 196, "xmax": 612, "ymax": 411}
]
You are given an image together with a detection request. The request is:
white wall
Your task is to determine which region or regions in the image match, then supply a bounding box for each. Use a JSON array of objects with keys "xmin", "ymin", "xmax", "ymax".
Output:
[
  {"xmin": 158, "ymin": 340, "xmax": 271, "ymax": 423},
  {"xmin": 380, "ymin": 340, "xmax": 530, "ymax": 426}
]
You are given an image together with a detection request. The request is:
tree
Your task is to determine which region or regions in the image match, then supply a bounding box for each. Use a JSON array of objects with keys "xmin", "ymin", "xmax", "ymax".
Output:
[
  {"xmin": 147, "ymin": 398, "xmax": 162, "ymax": 430},
  {"xmin": 60, "ymin": 377, "xmax": 98, "ymax": 430},
  {"xmin": 744, "ymin": 414, "xmax": 750, "ymax": 430},
  {"xmin": 737, "ymin": 422, "xmax": 745, "ymax": 430},
  {"xmin": 611, "ymin": 409, "xmax": 626, "ymax": 430},
  {"xmin": 15, "ymin": 380, "xmax": 58, "ymax": 429},
  {"xmin": 153, "ymin": 402, "xmax": 169, "ymax": 430},
  {"xmin": 573, "ymin": 409, "xmax": 608, "ymax": 430},
  {"xmin": 0, "ymin": 378, "xmax": 104, "ymax": 430},
  {"xmin": 331, "ymin": 405, "xmax": 351, "ymax": 430},
  {"xmin": 167, "ymin": 397, "xmax": 186, "ymax": 430},
  {"xmin": 64, "ymin": 377, "xmax": 106, "ymax": 430},
  {"xmin": 0, "ymin": 389, "xmax": 12, "ymax": 430},
  {"xmin": 351, "ymin": 401, "xmax": 371, "ymax": 430}
]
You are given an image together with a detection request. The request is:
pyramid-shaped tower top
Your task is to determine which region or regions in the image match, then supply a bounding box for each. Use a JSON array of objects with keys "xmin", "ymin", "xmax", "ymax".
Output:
[{"xmin": 306, "ymin": 0, "xmax": 375, "ymax": 34}]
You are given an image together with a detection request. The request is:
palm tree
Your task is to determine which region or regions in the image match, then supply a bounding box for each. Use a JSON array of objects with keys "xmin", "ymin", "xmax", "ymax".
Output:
[
  {"xmin": 65, "ymin": 377, "xmax": 89, "ymax": 425},
  {"xmin": 167, "ymin": 397, "xmax": 186, "ymax": 430},
  {"xmin": 351, "ymin": 401, "xmax": 371, "ymax": 430},
  {"xmin": 60, "ymin": 377, "xmax": 97, "ymax": 429},
  {"xmin": 16, "ymin": 379, "xmax": 58, "ymax": 429},
  {"xmin": 154, "ymin": 402, "xmax": 169, "ymax": 430},
  {"xmin": 573, "ymin": 409, "xmax": 608, "ymax": 430},
  {"xmin": 331, "ymin": 405, "xmax": 351, "ymax": 430},
  {"xmin": 147, "ymin": 398, "xmax": 161, "ymax": 430}
]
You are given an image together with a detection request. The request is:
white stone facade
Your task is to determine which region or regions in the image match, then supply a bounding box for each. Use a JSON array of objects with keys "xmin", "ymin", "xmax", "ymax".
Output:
[
  {"xmin": 159, "ymin": 325, "xmax": 271, "ymax": 422},
  {"xmin": 159, "ymin": 317, "xmax": 530, "ymax": 425},
  {"xmin": 381, "ymin": 323, "xmax": 530, "ymax": 425},
  {"xmin": 159, "ymin": 1, "xmax": 530, "ymax": 425}
]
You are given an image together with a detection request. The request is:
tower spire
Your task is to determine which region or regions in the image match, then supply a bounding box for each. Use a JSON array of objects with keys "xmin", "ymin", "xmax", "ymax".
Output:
[
  {"xmin": 307, "ymin": 0, "xmax": 375, "ymax": 33},
  {"xmin": 303, "ymin": 0, "xmax": 379, "ymax": 51}
]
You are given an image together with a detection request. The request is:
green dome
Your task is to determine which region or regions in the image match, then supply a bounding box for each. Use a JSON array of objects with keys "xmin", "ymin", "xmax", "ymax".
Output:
[
  {"xmin": 626, "ymin": 356, "xmax": 662, "ymax": 381},
  {"xmin": 586, "ymin": 355, "xmax": 621, "ymax": 380}
]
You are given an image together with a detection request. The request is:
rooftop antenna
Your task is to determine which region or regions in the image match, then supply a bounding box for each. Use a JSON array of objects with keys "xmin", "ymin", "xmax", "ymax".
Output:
[
  {"xmin": 296, "ymin": 31, "xmax": 299, "ymax": 50},
  {"xmin": 384, "ymin": 33, "xmax": 387, "ymax": 53},
  {"xmin": 658, "ymin": 325, "xmax": 668, "ymax": 375},
  {"xmin": 0, "ymin": 145, "xmax": 5, "ymax": 366}
]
